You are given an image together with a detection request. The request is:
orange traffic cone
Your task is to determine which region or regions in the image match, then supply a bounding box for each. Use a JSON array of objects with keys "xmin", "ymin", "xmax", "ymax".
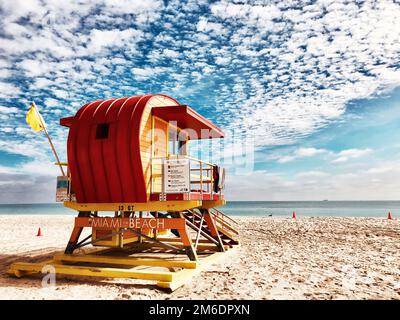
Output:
[
  {"xmin": 36, "ymin": 228, "xmax": 42, "ymax": 236},
  {"xmin": 292, "ymin": 211, "xmax": 296, "ymax": 220},
  {"xmin": 388, "ymin": 211, "xmax": 392, "ymax": 220}
]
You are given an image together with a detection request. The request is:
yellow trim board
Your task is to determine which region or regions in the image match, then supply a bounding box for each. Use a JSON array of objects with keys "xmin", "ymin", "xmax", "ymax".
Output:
[
  {"xmin": 200, "ymin": 200, "xmax": 226, "ymax": 209},
  {"xmin": 7, "ymin": 246, "xmax": 239, "ymax": 291},
  {"xmin": 157, "ymin": 247, "xmax": 238, "ymax": 291},
  {"xmin": 7, "ymin": 259, "xmax": 54, "ymax": 278},
  {"xmin": 9, "ymin": 261, "xmax": 174, "ymax": 282},
  {"xmin": 53, "ymin": 253, "xmax": 198, "ymax": 269},
  {"xmin": 64, "ymin": 200, "xmax": 202, "ymax": 212}
]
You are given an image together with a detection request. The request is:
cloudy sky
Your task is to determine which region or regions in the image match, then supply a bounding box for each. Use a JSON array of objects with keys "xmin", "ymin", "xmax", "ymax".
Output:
[{"xmin": 0, "ymin": 0, "xmax": 400, "ymax": 203}]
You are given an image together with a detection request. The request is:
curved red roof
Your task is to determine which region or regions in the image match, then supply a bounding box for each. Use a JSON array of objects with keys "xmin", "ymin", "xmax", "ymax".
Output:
[{"xmin": 61, "ymin": 94, "xmax": 179, "ymax": 203}]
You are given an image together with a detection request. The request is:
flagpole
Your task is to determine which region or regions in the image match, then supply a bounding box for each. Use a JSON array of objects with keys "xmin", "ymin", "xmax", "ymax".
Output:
[{"xmin": 32, "ymin": 102, "xmax": 66, "ymax": 177}]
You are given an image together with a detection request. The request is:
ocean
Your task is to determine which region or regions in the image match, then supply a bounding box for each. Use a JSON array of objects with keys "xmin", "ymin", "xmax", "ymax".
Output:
[{"xmin": 0, "ymin": 201, "xmax": 398, "ymax": 217}]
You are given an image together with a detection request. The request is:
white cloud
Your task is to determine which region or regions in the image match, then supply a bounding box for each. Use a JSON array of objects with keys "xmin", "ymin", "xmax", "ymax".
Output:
[
  {"xmin": 273, "ymin": 146, "xmax": 374, "ymax": 165},
  {"xmin": 276, "ymin": 147, "xmax": 327, "ymax": 163},
  {"xmin": 44, "ymin": 98, "xmax": 61, "ymax": 108},
  {"xmin": 295, "ymin": 171, "xmax": 330, "ymax": 179},
  {"xmin": 53, "ymin": 89, "xmax": 69, "ymax": 99},
  {"xmin": 163, "ymin": 49, "xmax": 180, "ymax": 58},
  {"xmin": 102, "ymin": 0, "xmax": 163, "ymax": 15},
  {"xmin": 82, "ymin": 28, "xmax": 144, "ymax": 55},
  {"xmin": 215, "ymin": 56, "xmax": 231, "ymax": 65},
  {"xmin": 0, "ymin": 82, "xmax": 21, "ymax": 98},
  {"xmin": 332, "ymin": 148, "xmax": 372, "ymax": 163},
  {"xmin": 0, "ymin": 127, "xmax": 14, "ymax": 133},
  {"xmin": 211, "ymin": 2, "xmax": 282, "ymax": 26},
  {"xmin": 0, "ymin": 0, "xmax": 399, "ymax": 203},
  {"xmin": 0, "ymin": 106, "xmax": 19, "ymax": 114},
  {"xmin": 206, "ymin": 0, "xmax": 400, "ymax": 146},
  {"xmin": 196, "ymin": 18, "xmax": 226, "ymax": 35},
  {"xmin": 0, "ymin": 60, "xmax": 10, "ymax": 69},
  {"xmin": 131, "ymin": 66, "xmax": 167, "ymax": 80},
  {"xmin": 197, "ymin": 19, "xmax": 208, "ymax": 32},
  {"xmin": 226, "ymin": 159, "xmax": 400, "ymax": 200},
  {"xmin": 19, "ymin": 59, "xmax": 52, "ymax": 77},
  {"xmin": 296, "ymin": 147, "xmax": 326, "ymax": 157},
  {"xmin": 0, "ymin": 69, "xmax": 11, "ymax": 78},
  {"xmin": 0, "ymin": 0, "xmax": 46, "ymax": 24}
]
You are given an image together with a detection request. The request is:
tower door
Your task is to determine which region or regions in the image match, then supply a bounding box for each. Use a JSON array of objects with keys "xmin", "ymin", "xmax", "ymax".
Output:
[
  {"xmin": 151, "ymin": 117, "xmax": 168, "ymax": 193},
  {"xmin": 153, "ymin": 117, "xmax": 168, "ymax": 158}
]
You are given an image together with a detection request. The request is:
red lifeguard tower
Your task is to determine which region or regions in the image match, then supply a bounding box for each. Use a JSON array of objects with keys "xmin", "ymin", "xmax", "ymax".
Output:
[{"xmin": 9, "ymin": 94, "xmax": 238, "ymax": 290}]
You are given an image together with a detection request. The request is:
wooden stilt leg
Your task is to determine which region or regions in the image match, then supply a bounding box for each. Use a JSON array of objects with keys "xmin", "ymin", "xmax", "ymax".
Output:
[
  {"xmin": 202, "ymin": 209, "xmax": 225, "ymax": 252},
  {"xmin": 172, "ymin": 212, "xmax": 198, "ymax": 261},
  {"xmin": 177, "ymin": 227, "xmax": 197, "ymax": 261},
  {"xmin": 64, "ymin": 211, "xmax": 90, "ymax": 254}
]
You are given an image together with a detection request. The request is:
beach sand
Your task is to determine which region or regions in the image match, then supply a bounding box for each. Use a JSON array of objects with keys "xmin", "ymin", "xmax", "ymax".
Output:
[{"xmin": 0, "ymin": 215, "xmax": 399, "ymax": 300}]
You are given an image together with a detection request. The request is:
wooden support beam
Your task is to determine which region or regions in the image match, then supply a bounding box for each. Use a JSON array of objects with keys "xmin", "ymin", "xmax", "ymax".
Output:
[
  {"xmin": 146, "ymin": 242, "xmax": 230, "ymax": 251},
  {"xmin": 64, "ymin": 211, "xmax": 91, "ymax": 254},
  {"xmin": 202, "ymin": 209, "xmax": 225, "ymax": 252},
  {"xmin": 199, "ymin": 200, "xmax": 226, "ymax": 209},
  {"xmin": 53, "ymin": 253, "xmax": 198, "ymax": 269},
  {"xmin": 155, "ymin": 237, "xmax": 214, "ymax": 244},
  {"xmin": 9, "ymin": 262, "xmax": 174, "ymax": 282},
  {"xmin": 7, "ymin": 246, "xmax": 239, "ymax": 292},
  {"xmin": 64, "ymin": 200, "xmax": 202, "ymax": 212},
  {"xmin": 157, "ymin": 251, "xmax": 230, "ymax": 291}
]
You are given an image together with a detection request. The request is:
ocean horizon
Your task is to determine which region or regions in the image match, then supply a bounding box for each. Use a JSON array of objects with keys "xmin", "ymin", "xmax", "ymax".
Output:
[{"xmin": 0, "ymin": 201, "xmax": 398, "ymax": 217}]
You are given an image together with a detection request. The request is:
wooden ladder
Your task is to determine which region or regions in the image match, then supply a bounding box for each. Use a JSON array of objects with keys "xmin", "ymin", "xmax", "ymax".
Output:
[{"xmin": 183, "ymin": 208, "xmax": 239, "ymax": 247}]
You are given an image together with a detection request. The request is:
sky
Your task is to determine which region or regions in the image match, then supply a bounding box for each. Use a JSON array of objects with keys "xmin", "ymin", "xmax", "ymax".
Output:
[{"xmin": 0, "ymin": 0, "xmax": 400, "ymax": 203}]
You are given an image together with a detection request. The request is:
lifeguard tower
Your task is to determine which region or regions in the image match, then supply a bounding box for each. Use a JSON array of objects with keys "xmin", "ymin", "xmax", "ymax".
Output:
[{"xmin": 9, "ymin": 94, "xmax": 239, "ymax": 290}]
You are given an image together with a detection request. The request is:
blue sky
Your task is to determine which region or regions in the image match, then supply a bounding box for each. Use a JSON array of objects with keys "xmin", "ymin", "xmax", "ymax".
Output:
[{"xmin": 0, "ymin": 0, "xmax": 400, "ymax": 203}]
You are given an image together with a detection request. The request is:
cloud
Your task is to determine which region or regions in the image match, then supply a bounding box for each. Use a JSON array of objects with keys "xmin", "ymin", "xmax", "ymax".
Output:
[
  {"xmin": 19, "ymin": 59, "xmax": 52, "ymax": 77},
  {"xmin": 210, "ymin": 2, "xmax": 282, "ymax": 25},
  {"xmin": 0, "ymin": 69, "xmax": 11, "ymax": 78},
  {"xmin": 102, "ymin": 0, "xmax": 163, "ymax": 15},
  {"xmin": 0, "ymin": 0, "xmax": 400, "ymax": 203},
  {"xmin": 226, "ymin": 159, "xmax": 400, "ymax": 200},
  {"xmin": 205, "ymin": 0, "xmax": 400, "ymax": 146},
  {"xmin": 275, "ymin": 147, "xmax": 327, "ymax": 163},
  {"xmin": 0, "ymin": 106, "xmax": 19, "ymax": 114},
  {"xmin": 131, "ymin": 66, "xmax": 167, "ymax": 80},
  {"xmin": 274, "ymin": 147, "xmax": 373, "ymax": 164},
  {"xmin": 332, "ymin": 148, "xmax": 372, "ymax": 163},
  {"xmin": 0, "ymin": 169, "xmax": 56, "ymax": 203},
  {"xmin": 163, "ymin": 49, "xmax": 180, "ymax": 58},
  {"xmin": 82, "ymin": 28, "xmax": 144, "ymax": 56},
  {"xmin": 44, "ymin": 98, "xmax": 61, "ymax": 108},
  {"xmin": 215, "ymin": 56, "xmax": 231, "ymax": 65},
  {"xmin": 0, "ymin": 127, "xmax": 14, "ymax": 133},
  {"xmin": 2, "ymin": 1, "xmax": 399, "ymax": 148},
  {"xmin": 0, "ymin": 82, "xmax": 21, "ymax": 98},
  {"xmin": 295, "ymin": 171, "xmax": 330, "ymax": 179}
]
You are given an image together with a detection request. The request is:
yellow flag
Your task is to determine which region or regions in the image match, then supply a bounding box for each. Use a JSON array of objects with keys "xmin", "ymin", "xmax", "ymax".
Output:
[{"xmin": 26, "ymin": 102, "xmax": 46, "ymax": 132}]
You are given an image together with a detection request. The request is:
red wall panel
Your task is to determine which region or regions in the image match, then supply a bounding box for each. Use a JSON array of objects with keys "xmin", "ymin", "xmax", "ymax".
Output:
[{"xmin": 63, "ymin": 94, "xmax": 180, "ymax": 204}]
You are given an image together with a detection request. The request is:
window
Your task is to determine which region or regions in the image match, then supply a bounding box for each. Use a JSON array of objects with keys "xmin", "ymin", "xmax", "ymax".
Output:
[
  {"xmin": 96, "ymin": 123, "xmax": 109, "ymax": 139},
  {"xmin": 178, "ymin": 140, "xmax": 186, "ymax": 155},
  {"xmin": 168, "ymin": 127, "xmax": 177, "ymax": 155},
  {"xmin": 168, "ymin": 126, "xmax": 188, "ymax": 156}
]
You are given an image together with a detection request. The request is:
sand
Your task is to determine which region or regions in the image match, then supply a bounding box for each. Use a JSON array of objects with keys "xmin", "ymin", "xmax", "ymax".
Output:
[{"xmin": 0, "ymin": 214, "xmax": 399, "ymax": 300}]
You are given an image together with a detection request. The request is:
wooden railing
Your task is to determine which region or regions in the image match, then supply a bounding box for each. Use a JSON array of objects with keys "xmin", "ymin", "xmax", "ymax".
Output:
[
  {"xmin": 151, "ymin": 155, "xmax": 222, "ymax": 197},
  {"xmin": 210, "ymin": 207, "xmax": 238, "ymax": 225},
  {"xmin": 186, "ymin": 209, "xmax": 238, "ymax": 239}
]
